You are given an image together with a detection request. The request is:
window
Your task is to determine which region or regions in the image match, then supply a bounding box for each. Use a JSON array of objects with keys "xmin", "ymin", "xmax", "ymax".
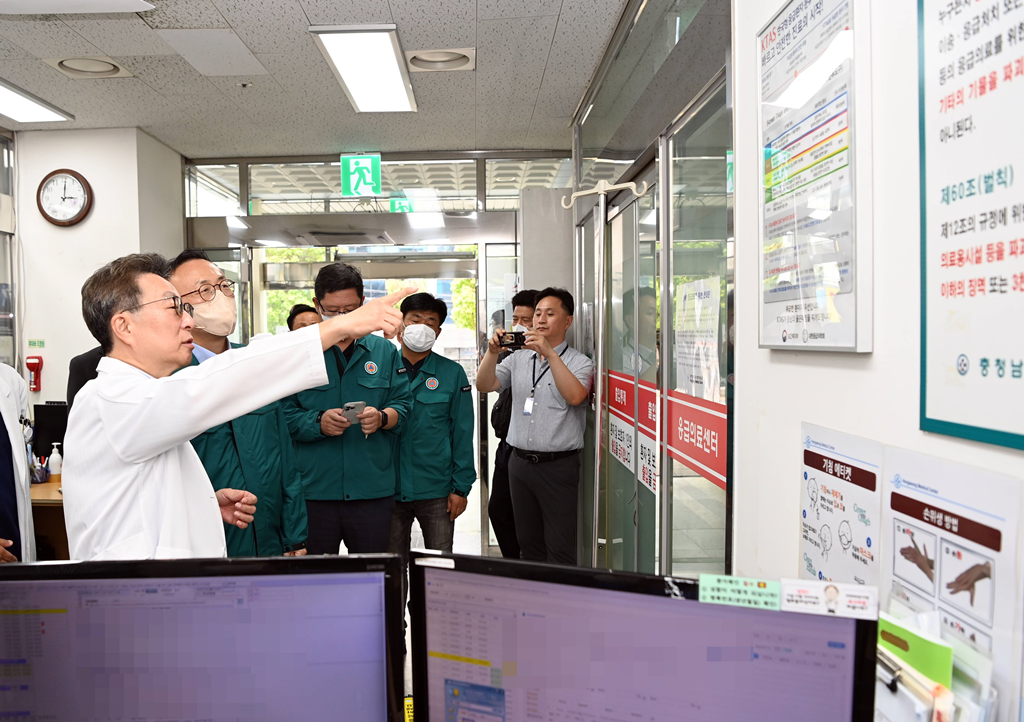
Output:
[{"xmin": 486, "ymin": 158, "xmax": 572, "ymax": 210}]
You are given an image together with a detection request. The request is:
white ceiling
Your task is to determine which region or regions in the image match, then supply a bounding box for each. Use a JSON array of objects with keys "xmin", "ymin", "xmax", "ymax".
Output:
[{"xmin": 0, "ymin": 0, "xmax": 627, "ymax": 157}]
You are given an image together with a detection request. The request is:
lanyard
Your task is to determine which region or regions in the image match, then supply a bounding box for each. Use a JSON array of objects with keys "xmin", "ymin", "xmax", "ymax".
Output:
[{"xmin": 531, "ymin": 346, "xmax": 568, "ymax": 397}]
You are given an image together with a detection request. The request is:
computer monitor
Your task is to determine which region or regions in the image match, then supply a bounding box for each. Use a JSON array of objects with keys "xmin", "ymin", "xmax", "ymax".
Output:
[
  {"xmin": 410, "ymin": 554, "xmax": 877, "ymax": 722},
  {"xmin": 31, "ymin": 402, "xmax": 67, "ymax": 459},
  {"xmin": 0, "ymin": 555, "xmax": 404, "ymax": 721}
]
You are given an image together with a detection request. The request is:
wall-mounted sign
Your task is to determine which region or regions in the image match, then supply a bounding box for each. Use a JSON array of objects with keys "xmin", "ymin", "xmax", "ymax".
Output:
[
  {"xmin": 340, "ymin": 154, "xmax": 381, "ymax": 197},
  {"xmin": 390, "ymin": 198, "xmax": 412, "ymax": 213},
  {"xmin": 799, "ymin": 423, "xmax": 882, "ymax": 587},
  {"xmin": 919, "ymin": 0, "xmax": 1024, "ymax": 450},
  {"xmin": 757, "ymin": 0, "xmax": 873, "ymax": 351}
]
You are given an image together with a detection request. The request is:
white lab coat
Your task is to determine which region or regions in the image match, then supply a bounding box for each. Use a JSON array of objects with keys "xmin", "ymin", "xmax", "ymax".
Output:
[
  {"xmin": 0, "ymin": 364, "xmax": 32, "ymax": 562},
  {"xmin": 62, "ymin": 324, "xmax": 328, "ymax": 561}
]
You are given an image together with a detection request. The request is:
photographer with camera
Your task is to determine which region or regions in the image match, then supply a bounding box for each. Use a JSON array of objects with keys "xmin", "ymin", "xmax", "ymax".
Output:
[{"xmin": 476, "ymin": 288, "xmax": 593, "ymax": 565}]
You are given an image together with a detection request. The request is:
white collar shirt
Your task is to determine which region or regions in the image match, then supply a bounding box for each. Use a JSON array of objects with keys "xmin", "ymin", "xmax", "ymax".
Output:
[{"xmin": 62, "ymin": 325, "xmax": 327, "ymax": 561}]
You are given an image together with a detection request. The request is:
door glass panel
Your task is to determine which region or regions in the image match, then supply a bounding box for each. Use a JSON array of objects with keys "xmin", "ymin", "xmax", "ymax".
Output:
[
  {"xmin": 666, "ymin": 85, "xmax": 731, "ymax": 576},
  {"xmin": 600, "ymin": 203, "xmax": 637, "ymax": 572},
  {"xmin": 579, "ymin": 216, "xmax": 599, "ymax": 568},
  {"xmin": 635, "ymin": 189, "xmax": 659, "ymax": 574}
]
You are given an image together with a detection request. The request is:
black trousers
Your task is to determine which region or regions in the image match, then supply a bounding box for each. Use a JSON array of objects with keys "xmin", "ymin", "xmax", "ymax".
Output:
[
  {"xmin": 508, "ymin": 450, "xmax": 580, "ymax": 565},
  {"xmin": 487, "ymin": 441, "xmax": 521, "ymax": 560},
  {"xmin": 305, "ymin": 497, "xmax": 395, "ymax": 555}
]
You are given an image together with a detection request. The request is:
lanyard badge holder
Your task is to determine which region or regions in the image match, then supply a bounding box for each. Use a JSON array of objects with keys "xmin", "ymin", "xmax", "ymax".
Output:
[{"xmin": 524, "ymin": 348, "xmax": 567, "ymax": 415}]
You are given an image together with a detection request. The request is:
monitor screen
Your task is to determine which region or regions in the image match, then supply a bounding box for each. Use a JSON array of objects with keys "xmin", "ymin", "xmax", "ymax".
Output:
[
  {"xmin": 0, "ymin": 557, "xmax": 402, "ymax": 721},
  {"xmin": 410, "ymin": 555, "xmax": 875, "ymax": 722}
]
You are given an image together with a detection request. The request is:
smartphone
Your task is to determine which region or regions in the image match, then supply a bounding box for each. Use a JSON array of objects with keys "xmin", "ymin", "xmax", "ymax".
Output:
[
  {"xmin": 500, "ymin": 331, "xmax": 527, "ymax": 350},
  {"xmin": 342, "ymin": 401, "xmax": 366, "ymax": 425}
]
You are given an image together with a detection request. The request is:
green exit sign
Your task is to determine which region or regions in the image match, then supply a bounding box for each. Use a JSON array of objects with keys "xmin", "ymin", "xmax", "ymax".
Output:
[
  {"xmin": 28, "ymin": 339, "xmax": 44, "ymax": 349},
  {"xmin": 390, "ymin": 198, "xmax": 413, "ymax": 213},
  {"xmin": 340, "ymin": 154, "xmax": 381, "ymax": 197}
]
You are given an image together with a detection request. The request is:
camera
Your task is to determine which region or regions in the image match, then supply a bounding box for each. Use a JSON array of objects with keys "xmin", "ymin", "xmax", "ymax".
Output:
[{"xmin": 500, "ymin": 332, "xmax": 527, "ymax": 350}]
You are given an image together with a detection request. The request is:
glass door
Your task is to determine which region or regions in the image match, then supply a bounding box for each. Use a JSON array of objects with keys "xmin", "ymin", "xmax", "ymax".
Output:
[{"xmin": 663, "ymin": 83, "xmax": 732, "ymax": 576}]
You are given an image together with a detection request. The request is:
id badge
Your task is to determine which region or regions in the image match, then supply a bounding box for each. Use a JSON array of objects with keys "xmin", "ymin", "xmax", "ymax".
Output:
[{"xmin": 523, "ymin": 397, "xmax": 534, "ymax": 416}]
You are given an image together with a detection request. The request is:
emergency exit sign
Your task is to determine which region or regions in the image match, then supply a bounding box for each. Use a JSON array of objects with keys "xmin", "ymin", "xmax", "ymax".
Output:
[
  {"xmin": 340, "ymin": 154, "xmax": 381, "ymax": 197},
  {"xmin": 390, "ymin": 198, "xmax": 413, "ymax": 213}
]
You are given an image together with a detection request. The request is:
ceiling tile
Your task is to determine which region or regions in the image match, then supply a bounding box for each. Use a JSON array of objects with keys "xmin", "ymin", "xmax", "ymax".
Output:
[
  {"xmin": 0, "ymin": 35, "xmax": 32, "ymax": 60},
  {"xmin": 166, "ymin": 90, "xmax": 245, "ymax": 125},
  {"xmin": 476, "ymin": 15, "xmax": 556, "ymax": 106},
  {"xmin": 115, "ymin": 53, "xmax": 214, "ymax": 94},
  {"xmin": 534, "ymin": 81, "xmax": 582, "ymax": 117},
  {"xmin": 0, "ymin": 19, "xmax": 102, "ymax": 58},
  {"xmin": 298, "ymin": 0, "xmax": 392, "ymax": 24},
  {"xmin": 419, "ymin": 110, "xmax": 476, "ymax": 150},
  {"xmin": 477, "ymin": 0, "xmax": 562, "ymax": 19},
  {"xmin": 525, "ymin": 114, "xmax": 571, "ymax": 149},
  {"xmin": 389, "ymin": 0, "xmax": 475, "ymax": 50},
  {"xmin": 62, "ymin": 17, "xmax": 176, "ymax": 55},
  {"xmin": 0, "ymin": 57, "xmax": 81, "ymax": 112},
  {"xmin": 476, "ymin": 104, "xmax": 533, "ymax": 149},
  {"xmin": 410, "ymin": 71, "xmax": 475, "ymax": 115},
  {"xmin": 211, "ymin": 0, "xmax": 310, "ymax": 55},
  {"xmin": 138, "ymin": 0, "xmax": 230, "ymax": 29}
]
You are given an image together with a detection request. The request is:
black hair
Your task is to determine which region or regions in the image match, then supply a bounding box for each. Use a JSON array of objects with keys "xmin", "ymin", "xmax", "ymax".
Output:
[
  {"xmin": 286, "ymin": 303, "xmax": 319, "ymax": 330},
  {"xmin": 314, "ymin": 262, "xmax": 363, "ymax": 301},
  {"xmin": 511, "ymin": 289, "xmax": 539, "ymax": 310},
  {"xmin": 401, "ymin": 292, "xmax": 448, "ymax": 326},
  {"xmin": 168, "ymin": 248, "xmax": 211, "ymax": 274},
  {"xmin": 535, "ymin": 287, "xmax": 575, "ymax": 316},
  {"xmin": 81, "ymin": 253, "xmax": 171, "ymax": 353}
]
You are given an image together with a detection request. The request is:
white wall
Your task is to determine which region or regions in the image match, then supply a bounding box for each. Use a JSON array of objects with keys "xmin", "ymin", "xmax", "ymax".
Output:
[
  {"xmin": 15, "ymin": 128, "xmax": 183, "ymax": 405},
  {"xmin": 136, "ymin": 129, "xmax": 184, "ymax": 258},
  {"xmin": 731, "ymin": 0, "xmax": 1024, "ymax": 579}
]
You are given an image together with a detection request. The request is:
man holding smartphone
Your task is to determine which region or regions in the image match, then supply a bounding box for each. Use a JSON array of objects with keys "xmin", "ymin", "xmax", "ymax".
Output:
[
  {"xmin": 476, "ymin": 288, "xmax": 593, "ymax": 565},
  {"xmin": 280, "ymin": 263, "xmax": 412, "ymax": 555},
  {"xmin": 389, "ymin": 293, "xmax": 474, "ymax": 598}
]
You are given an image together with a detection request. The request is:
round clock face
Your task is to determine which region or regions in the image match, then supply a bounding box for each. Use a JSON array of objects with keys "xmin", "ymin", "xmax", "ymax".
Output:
[{"xmin": 39, "ymin": 172, "xmax": 90, "ymax": 225}]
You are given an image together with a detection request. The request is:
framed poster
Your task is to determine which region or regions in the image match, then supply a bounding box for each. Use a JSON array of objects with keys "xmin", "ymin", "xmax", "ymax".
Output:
[
  {"xmin": 757, "ymin": 0, "xmax": 873, "ymax": 351},
  {"xmin": 919, "ymin": 0, "xmax": 1024, "ymax": 450}
]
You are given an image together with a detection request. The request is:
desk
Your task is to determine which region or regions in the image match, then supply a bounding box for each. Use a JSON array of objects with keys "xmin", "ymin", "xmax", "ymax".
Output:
[{"xmin": 30, "ymin": 480, "xmax": 69, "ymax": 560}]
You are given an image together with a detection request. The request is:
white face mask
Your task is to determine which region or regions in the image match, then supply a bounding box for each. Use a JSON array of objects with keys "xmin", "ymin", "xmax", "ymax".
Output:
[
  {"xmin": 729, "ymin": 324, "xmax": 736, "ymax": 345},
  {"xmin": 403, "ymin": 323, "xmax": 436, "ymax": 353},
  {"xmin": 191, "ymin": 290, "xmax": 237, "ymax": 337},
  {"xmin": 512, "ymin": 324, "xmax": 528, "ymax": 333}
]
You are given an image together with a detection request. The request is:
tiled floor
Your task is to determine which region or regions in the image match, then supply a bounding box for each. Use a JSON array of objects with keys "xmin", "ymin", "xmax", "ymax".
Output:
[{"xmin": 671, "ymin": 470, "xmax": 727, "ymax": 576}]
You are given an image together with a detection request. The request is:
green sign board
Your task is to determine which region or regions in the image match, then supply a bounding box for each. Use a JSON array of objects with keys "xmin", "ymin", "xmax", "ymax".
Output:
[
  {"xmin": 390, "ymin": 198, "xmax": 413, "ymax": 213},
  {"xmin": 340, "ymin": 154, "xmax": 381, "ymax": 197}
]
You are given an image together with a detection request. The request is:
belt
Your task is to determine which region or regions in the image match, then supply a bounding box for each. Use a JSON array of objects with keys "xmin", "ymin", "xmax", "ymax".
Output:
[{"xmin": 511, "ymin": 446, "xmax": 580, "ymax": 464}]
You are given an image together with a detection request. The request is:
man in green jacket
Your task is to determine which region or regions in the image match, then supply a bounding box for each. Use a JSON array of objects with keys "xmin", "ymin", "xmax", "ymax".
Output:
[
  {"xmin": 280, "ymin": 263, "xmax": 412, "ymax": 555},
  {"xmin": 389, "ymin": 293, "xmax": 475, "ymax": 572},
  {"xmin": 169, "ymin": 249, "xmax": 308, "ymax": 557}
]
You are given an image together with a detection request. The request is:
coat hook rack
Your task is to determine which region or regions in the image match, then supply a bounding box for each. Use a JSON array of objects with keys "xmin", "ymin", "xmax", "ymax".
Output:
[{"xmin": 560, "ymin": 179, "xmax": 649, "ymax": 210}]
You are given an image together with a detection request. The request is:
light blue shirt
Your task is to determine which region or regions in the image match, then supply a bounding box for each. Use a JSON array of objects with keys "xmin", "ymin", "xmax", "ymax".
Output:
[{"xmin": 192, "ymin": 344, "xmax": 217, "ymax": 364}]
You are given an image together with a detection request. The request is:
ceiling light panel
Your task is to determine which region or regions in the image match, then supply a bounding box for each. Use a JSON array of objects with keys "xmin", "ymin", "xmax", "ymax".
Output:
[
  {"xmin": 310, "ymin": 25, "xmax": 417, "ymax": 113},
  {"xmin": 0, "ymin": 78, "xmax": 73, "ymax": 123}
]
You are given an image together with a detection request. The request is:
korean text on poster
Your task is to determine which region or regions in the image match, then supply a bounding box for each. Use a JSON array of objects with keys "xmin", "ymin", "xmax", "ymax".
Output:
[
  {"xmin": 675, "ymin": 276, "xmax": 721, "ymax": 403},
  {"xmin": 800, "ymin": 423, "xmax": 882, "ymax": 586},
  {"xmin": 920, "ymin": 0, "xmax": 1024, "ymax": 450},
  {"xmin": 758, "ymin": 0, "xmax": 861, "ymax": 349},
  {"xmin": 881, "ymin": 446, "xmax": 1021, "ymax": 722}
]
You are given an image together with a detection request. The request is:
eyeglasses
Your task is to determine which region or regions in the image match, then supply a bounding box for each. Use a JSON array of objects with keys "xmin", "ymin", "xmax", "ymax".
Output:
[
  {"xmin": 181, "ymin": 279, "xmax": 236, "ymax": 302},
  {"xmin": 123, "ymin": 295, "xmax": 194, "ymax": 318}
]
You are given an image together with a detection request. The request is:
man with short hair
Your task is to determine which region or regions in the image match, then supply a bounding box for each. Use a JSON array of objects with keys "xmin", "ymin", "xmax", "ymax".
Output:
[
  {"xmin": 487, "ymin": 288, "xmax": 538, "ymax": 560},
  {"xmin": 169, "ymin": 249, "xmax": 308, "ymax": 558},
  {"xmin": 287, "ymin": 304, "xmax": 320, "ymax": 331},
  {"xmin": 62, "ymin": 252, "xmax": 410, "ymax": 561},
  {"xmin": 280, "ymin": 263, "xmax": 412, "ymax": 555},
  {"xmin": 476, "ymin": 287, "xmax": 593, "ymax": 565},
  {"xmin": 389, "ymin": 292, "xmax": 475, "ymax": 587}
]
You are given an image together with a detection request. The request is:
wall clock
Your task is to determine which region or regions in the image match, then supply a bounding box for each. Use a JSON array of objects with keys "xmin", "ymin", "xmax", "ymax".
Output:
[{"xmin": 37, "ymin": 169, "xmax": 92, "ymax": 227}]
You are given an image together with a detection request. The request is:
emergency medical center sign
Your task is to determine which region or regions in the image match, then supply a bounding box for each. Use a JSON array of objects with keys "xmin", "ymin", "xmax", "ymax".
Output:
[{"xmin": 920, "ymin": 0, "xmax": 1024, "ymax": 450}]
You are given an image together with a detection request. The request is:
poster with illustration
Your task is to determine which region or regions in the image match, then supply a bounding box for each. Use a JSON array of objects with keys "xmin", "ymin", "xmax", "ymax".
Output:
[
  {"xmin": 800, "ymin": 424, "xmax": 882, "ymax": 586},
  {"xmin": 882, "ymin": 447, "xmax": 1022, "ymax": 722}
]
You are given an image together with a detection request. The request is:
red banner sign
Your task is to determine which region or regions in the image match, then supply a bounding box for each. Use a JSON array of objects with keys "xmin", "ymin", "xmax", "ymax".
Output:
[
  {"xmin": 607, "ymin": 370, "xmax": 635, "ymax": 421},
  {"xmin": 666, "ymin": 390, "xmax": 728, "ymax": 489},
  {"xmin": 638, "ymin": 380, "xmax": 658, "ymax": 435}
]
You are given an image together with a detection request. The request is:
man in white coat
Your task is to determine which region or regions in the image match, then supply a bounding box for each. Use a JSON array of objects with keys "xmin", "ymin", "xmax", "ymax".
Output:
[
  {"xmin": 0, "ymin": 363, "xmax": 31, "ymax": 562},
  {"xmin": 63, "ymin": 253, "xmax": 411, "ymax": 561}
]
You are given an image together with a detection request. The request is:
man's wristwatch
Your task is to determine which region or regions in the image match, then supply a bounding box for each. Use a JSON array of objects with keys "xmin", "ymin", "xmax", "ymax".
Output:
[
  {"xmin": 283, "ymin": 542, "xmax": 306, "ymax": 553},
  {"xmin": 315, "ymin": 410, "xmax": 326, "ymax": 424},
  {"xmin": 380, "ymin": 409, "xmax": 389, "ymax": 428},
  {"xmin": 450, "ymin": 488, "xmax": 468, "ymax": 498}
]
